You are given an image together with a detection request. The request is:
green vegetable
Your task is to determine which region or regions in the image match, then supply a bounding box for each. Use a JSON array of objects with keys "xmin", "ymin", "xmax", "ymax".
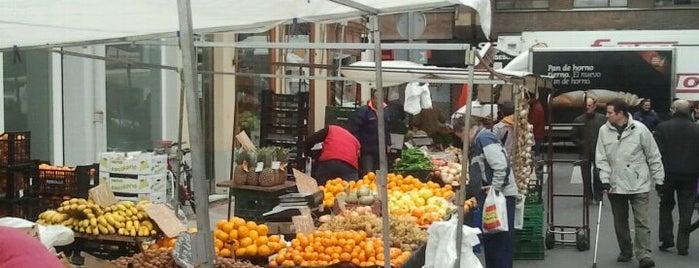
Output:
[{"xmin": 394, "ymin": 148, "xmax": 432, "ymax": 170}]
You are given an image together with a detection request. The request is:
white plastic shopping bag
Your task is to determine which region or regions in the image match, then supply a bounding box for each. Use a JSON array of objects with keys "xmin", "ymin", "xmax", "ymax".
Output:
[
  {"xmin": 424, "ymin": 218, "xmax": 483, "ymax": 268},
  {"xmin": 514, "ymin": 194, "xmax": 526, "ymax": 230},
  {"xmin": 482, "ymin": 187, "xmax": 508, "ymax": 233}
]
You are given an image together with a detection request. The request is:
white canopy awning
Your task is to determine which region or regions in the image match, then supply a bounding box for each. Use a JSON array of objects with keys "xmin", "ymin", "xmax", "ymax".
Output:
[{"xmin": 0, "ymin": 0, "xmax": 491, "ymax": 50}]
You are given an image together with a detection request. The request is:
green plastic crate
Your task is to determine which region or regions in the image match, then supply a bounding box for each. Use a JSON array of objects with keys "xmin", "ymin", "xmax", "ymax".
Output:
[{"xmin": 514, "ymin": 237, "xmax": 545, "ymax": 260}]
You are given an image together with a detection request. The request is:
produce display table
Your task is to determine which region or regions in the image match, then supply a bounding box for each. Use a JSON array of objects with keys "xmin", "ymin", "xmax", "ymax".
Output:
[
  {"xmin": 66, "ymin": 233, "xmax": 156, "ymax": 265},
  {"xmin": 216, "ymin": 180, "xmax": 296, "ymax": 220}
]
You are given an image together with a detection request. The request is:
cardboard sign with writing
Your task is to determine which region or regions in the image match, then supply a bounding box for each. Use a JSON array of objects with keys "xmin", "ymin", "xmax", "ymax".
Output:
[
  {"xmin": 235, "ymin": 131, "xmax": 256, "ymax": 152},
  {"xmin": 88, "ymin": 184, "xmax": 118, "ymax": 207},
  {"xmin": 144, "ymin": 204, "xmax": 187, "ymax": 238},
  {"xmin": 293, "ymin": 168, "xmax": 318, "ymax": 194},
  {"xmin": 298, "ymin": 206, "xmax": 312, "ymax": 216},
  {"xmin": 292, "ymin": 215, "xmax": 315, "ymax": 235}
]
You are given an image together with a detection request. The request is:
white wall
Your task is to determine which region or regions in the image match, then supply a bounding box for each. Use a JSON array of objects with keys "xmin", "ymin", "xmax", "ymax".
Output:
[
  {"xmin": 51, "ymin": 52, "xmax": 64, "ymax": 165},
  {"xmin": 62, "ymin": 46, "xmax": 106, "ymax": 165},
  {"xmin": 212, "ymin": 33, "xmax": 238, "ymax": 192}
]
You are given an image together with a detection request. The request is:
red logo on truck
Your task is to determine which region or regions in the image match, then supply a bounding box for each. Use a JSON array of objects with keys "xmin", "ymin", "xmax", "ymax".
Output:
[
  {"xmin": 676, "ymin": 73, "xmax": 699, "ymax": 93},
  {"xmin": 590, "ymin": 39, "xmax": 677, "ymax": 47}
]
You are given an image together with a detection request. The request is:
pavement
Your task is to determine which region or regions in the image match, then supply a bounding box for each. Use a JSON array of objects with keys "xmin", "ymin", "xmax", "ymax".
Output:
[
  {"xmin": 189, "ymin": 152, "xmax": 699, "ymax": 268},
  {"xmin": 516, "ymin": 153, "xmax": 699, "ymax": 268}
]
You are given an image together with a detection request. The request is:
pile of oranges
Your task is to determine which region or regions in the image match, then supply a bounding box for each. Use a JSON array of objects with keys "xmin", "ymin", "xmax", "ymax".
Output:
[
  {"xmin": 148, "ymin": 228, "xmax": 198, "ymax": 251},
  {"xmin": 386, "ymin": 174, "xmax": 454, "ymax": 199},
  {"xmin": 213, "ymin": 217, "xmax": 285, "ymax": 258},
  {"xmin": 269, "ymin": 230, "xmax": 411, "ymax": 267},
  {"xmin": 319, "ymin": 178, "xmax": 349, "ymax": 207}
]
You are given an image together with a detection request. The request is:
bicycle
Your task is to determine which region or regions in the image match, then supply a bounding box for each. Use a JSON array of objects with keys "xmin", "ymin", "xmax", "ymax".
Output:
[{"xmin": 159, "ymin": 141, "xmax": 196, "ymax": 214}]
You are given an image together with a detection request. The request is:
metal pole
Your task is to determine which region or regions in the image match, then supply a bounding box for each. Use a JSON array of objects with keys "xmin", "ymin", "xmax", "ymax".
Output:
[
  {"xmin": 454, "ymin": 47, "xmax": 475, "ymax": 268},
  {"xmin": 370, "ymin": 15, "xmax": 392, "ymax": 268},
  {"xmin": 176, "ymin": 0, "xmax": 214, "ymax": 267}
]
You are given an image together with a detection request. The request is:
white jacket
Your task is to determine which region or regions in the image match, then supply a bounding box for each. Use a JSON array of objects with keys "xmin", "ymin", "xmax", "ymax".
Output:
[{"xmin": 595, "ymin": 115, "xmax": 664, "ymax": 194}]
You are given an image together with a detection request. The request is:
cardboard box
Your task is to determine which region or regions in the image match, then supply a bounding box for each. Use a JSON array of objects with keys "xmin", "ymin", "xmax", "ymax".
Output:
[
  {"xmin": 100, "ymin": 172, "xmax": 168, "ymax": 194},
  {"xmin": 99, "ymin": 152, "xmax": 167, "ymax": 175},
  {"xmin": 114, "ymin": 192, "xmax": 168, "ymax": 204}
]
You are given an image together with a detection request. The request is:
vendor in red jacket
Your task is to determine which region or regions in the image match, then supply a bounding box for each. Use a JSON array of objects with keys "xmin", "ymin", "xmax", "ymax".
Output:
[{"xmin": 305, "ymin": 125, "xmax": 361, "ymax": 185}]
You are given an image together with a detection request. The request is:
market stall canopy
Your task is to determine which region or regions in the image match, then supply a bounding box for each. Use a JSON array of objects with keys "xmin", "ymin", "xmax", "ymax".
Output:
[{"xmin": 0, "ymin": 0, "xmax": 491, "ymax": 50}]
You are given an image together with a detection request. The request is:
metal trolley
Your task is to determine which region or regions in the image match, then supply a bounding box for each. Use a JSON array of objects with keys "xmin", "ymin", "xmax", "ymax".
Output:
[{"xmin": 543, "ymin": 93, "xmax": 591, "ymax": 251}]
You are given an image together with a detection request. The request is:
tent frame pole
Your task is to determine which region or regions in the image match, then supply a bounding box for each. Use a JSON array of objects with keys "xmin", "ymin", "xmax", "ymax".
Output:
[
  {"xmin": 368, "ymin": 14, "xmax": 392, "ymax": 268},
  {"xmin": 454, "ymin": 47, "xmax": 476, "ymax": 268},
  {"xmin": 177, "ymin": 0, "xmax": 214, "ymax": 267}
]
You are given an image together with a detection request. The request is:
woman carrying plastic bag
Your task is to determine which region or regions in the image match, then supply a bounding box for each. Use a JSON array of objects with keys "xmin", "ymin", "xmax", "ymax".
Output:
[{"xmin": 454, "ymin": 116, "xmax": 518, "ymax": 268}]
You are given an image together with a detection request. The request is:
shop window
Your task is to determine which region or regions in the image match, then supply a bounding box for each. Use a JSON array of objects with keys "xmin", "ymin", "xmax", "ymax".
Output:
[
  {"xmin": 235, "ymin": 32, "xmax": 273, "ymax": 146},
  {"xmin": 104, "ymin": 45, "xmax": 162, "ymax": 151},
  {"xmin": 2, "ymin": 50, "xmax": 53, "ymax": 161},
  {"xmin": 495, "ymin": 0, "xmax": 549, "ymax": 9},
  {"xmin": 574, "ymin": 0, "xmax": 627, "ymax": 7},
  {"xmin": 655, "ymin": 0, "xmax": 699, "ymax": 6}
]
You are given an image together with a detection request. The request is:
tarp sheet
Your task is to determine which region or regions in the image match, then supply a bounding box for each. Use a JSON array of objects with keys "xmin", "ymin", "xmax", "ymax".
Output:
[{"xmin": 0, "ymin": 0, "xmax": 491, "ymax": 50}]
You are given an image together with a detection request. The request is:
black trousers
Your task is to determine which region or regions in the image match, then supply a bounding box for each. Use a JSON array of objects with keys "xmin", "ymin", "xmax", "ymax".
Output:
[
  {"xmin": 581, "ymin": 160, "xmax": 603, "ymax": 201},
  {"xmin": 659, "ymin": 178, "xmax": 698, "ymax": 251}
]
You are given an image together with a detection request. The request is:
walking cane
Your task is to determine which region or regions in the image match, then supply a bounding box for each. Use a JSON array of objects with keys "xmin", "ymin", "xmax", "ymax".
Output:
[{"xmin": 592, "ymin": 197, "xmax": 604, "ymax": 268}]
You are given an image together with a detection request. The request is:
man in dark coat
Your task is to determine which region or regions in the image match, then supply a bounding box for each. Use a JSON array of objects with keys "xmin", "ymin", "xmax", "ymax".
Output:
[
  {"xmin": 634, "ymin": 99, "xmax": 662, "ymax": 132},
  {"xmin": 571, "ymin": 97, "xmax": 607, "ymax": 203},
  {"xmin": 654, "ymin": 99, "xmax": 699, "ymax": 256},
  {"xmin": 349, "ymin": 90, "xmax": 391, "ymax": 176}
]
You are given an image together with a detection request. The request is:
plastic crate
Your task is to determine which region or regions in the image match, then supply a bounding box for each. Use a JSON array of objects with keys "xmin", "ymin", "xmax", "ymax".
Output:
[
  {"xmin": 37, "ymin": 163, "xmax": 99, "ymax": 198},
  {"xmin": 232, "ymin": 187, "xmax": 293, "ymax": 222},
  {"xmin": 0, "ymin": 197, "xmax": 35, "ymax": 219},
  {"xmin": 324, "ymin": 106, "xmax": 357, "ymax": 129},
  {"xmin": 0, "ymin": 131, "xmax": 31, "ymax": 167},
  {"xmin": 0, "ymin": 164, "xmax": 38, "ymax": 200},
  {"xmin": 514, "ymin": 237, "xmax": 545, "ymax": 260}
]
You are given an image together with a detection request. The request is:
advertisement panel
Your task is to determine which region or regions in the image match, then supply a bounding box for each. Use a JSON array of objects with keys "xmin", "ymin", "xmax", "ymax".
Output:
[{"xmin": 531, "ymin": 47, "xmax": 674, "ymax": 123}]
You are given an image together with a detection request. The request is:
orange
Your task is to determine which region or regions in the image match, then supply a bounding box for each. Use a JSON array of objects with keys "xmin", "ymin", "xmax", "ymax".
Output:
[
  {"xmin": 214, "ymin": 247, "xmax": 220, "ymax": 256},
  {"xmin": 219, "ymin": 248, "xmax": 232, "ymax": 258},
  {"xmin": 216, "ymin": 219, "xmax": 228, "ymax": 229},
  {"xmin": 235, "ymin": 247, "xmax": 246, "ymax": 257},
  {"xmin": 268, "ymin": 260, "xmax": 278, "ymax": 266},
  {"xmin": 258, "ymin": 244, "xmax": 271, "ymax": 256},
  {"xmin": 245, "ymin": 221, "xmax": 257, "ymax": 230},
  {"xmin": 239, "ymin": 237, "xmax": 253, "ymax": 247},
  {"xmin": 214, "ymin": 238, "xmax": 224, "ymax": 249},
  {"xmin": 255, "ymin": 236, "xmax": 269, "ymax": 246},
  {"xmin": 230, "ymin": 217, "xmax": 246, "ymax": 228},
  {"xmin": 269, "ymin": 235, "xmax": 281, "ymax": 242},
  {"xmin": 256, "ymin": 224, "xmax": 269, "ymax": 236},
  {"xmin": 248, "ymin": 230, "xmax": 259, "ymax": 241},
  {"xmin": 214, "ymin": 230, "xmax": 229, "ymax": 242},
  {"xmin": 340, "ymin": 252, "xmax": 351, "ymax": 262},
  {"xmin": 245, "ymin": 244, "xmax": 258, "ymax": 256},
  {"xmin": 221, "ymin": 222, "xmax": 234, "ymax": 233},
  {"xmin": 228, "ymin": 229, "xmax": 238, "ymax": 241},
  {"xmin": 237, "ymin": 226, "xmax": 250, "ymax": 238}
]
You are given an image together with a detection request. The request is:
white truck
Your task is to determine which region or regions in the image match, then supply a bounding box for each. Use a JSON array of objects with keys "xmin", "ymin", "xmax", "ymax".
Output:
[{"xmin": 497, "ymin": 30, "xmax": 699, "ymax": 101}]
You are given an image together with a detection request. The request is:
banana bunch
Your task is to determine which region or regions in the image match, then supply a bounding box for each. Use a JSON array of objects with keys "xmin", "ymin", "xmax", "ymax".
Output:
[{"xmin": 37, "ymin": 198, "xmax": 158, "ymax": 237}]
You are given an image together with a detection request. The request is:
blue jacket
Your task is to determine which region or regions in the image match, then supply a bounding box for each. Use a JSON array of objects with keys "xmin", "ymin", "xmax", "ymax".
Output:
[
  {"xmin": 468, "ymin": 128, "xmax": 519, "ymax": 200},
  {"xmin": 349, "ymin": 104, "xmax": 391, "ymax": 154}
]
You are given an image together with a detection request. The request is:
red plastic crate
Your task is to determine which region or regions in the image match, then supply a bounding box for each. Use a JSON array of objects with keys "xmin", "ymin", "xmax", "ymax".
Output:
[
  {"xmin": 37, "ymin": 164, "xmax": 99, "ymax": 198},
  {"xmin": 0, "ymin": 132, "xmax": 31, "ymax": 166}
]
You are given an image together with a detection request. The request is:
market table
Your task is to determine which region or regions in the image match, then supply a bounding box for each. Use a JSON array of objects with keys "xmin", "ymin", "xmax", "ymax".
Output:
[
  {"xmin": 215, "ymin": 180, "xmax": 296, "ymax": 220},
  {"xmin": 66, "ymin": 233, "xmax": 156, "ymax": 265}
]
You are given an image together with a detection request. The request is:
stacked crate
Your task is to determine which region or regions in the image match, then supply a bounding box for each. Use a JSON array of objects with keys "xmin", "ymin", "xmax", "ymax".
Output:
[
  {"xmin": 98, "ymin": 152, "xmax": 168, "ymax": 203},
  {"xmin": 260, "ymin": 91, "xmax": 309, "ymax": 175},
  {"xmin": 0, "ymin": 132, "xmax": 36, "ymax": 219},
  {"xmin": 514, "ymin": 203, "xmax": 545, "ymax": 260}
]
